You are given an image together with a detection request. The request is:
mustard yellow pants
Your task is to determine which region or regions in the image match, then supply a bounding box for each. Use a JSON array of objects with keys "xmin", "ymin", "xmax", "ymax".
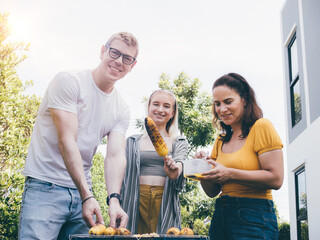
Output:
[{"xmin": 137, "ymin": 184, "xmax": 164, "ymax": 234}]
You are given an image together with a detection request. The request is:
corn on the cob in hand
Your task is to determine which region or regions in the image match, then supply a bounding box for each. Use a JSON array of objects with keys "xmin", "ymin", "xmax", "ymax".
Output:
[{"xmin": 145, "ymin": 117, "xmax": 169, "ymax": 157}]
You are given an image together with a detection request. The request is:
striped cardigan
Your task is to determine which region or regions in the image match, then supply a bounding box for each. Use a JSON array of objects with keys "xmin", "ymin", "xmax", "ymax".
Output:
[{"xmin": 120, "ymin": 134, "xmax": 188, "ymax": 234}]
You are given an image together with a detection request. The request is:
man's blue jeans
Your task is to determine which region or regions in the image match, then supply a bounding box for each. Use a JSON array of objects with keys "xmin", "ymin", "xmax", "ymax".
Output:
[
  {"xmin": 209, "ymin": 195, "xmax": 279, "ymax": 240},
  {"xmin": 18, "ymin": 177, "xmax": 90, "ymax": 240}
]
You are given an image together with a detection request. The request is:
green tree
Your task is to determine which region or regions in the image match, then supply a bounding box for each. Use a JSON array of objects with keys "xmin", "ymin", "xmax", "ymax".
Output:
[
  {"xmin": 278, "ymin": 221, "xmax": 291, "ymax": 240},
  {"xmin": 293, "ymin": 93, "xmax": 302, "ymax": 125},
  {"xmin": 300, "ymin": 221, "xmax": 308, "ymax": 240},
  {"xmin": 193, "ymin": 218, "xmax": 210, "ymax": 236},
  {"xmin": 180, "ymin": 182, "xmax": 216, "ymax": 234},
  {"xmin": 0, "ymin": 13, "xmax": 41, "ymax": 239},
  {"xmin": 91, "ymin": 151, "xmax": 109, "ymax": 225},
  {"xmin": 298, "ymin": 192, "xmax": 307, "ymax": 218}
]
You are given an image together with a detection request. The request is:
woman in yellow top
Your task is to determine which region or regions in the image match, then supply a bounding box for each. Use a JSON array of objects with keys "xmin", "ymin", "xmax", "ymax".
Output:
[{"xmin": 196, "ymin": 73, "xmax": 284, "ymax": 240}]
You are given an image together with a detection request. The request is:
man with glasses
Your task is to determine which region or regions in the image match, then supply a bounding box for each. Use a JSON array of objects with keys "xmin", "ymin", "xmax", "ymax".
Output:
[{"xmin": 18, "ymin": 32, "xmax": 139, "ymax": 240}]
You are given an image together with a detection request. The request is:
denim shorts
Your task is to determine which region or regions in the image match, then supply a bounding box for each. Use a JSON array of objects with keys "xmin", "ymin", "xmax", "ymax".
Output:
[
  {"xmin": 209, "ymin": 195, "xmax": 279, "ymax": 240},
  {"xmin": 18, "ymin": 177, "xmax": 90, "ymax": 240}
]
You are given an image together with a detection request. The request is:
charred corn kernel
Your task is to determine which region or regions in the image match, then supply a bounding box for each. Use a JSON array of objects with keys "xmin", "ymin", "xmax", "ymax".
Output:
[
  {"xmin": 89, "ymin": 224, "xmax": 107, "ymax": 235},
  {"xmin": 105, "ymin": 227, "xmax": 118, "ymax": 235},
  {"xmin": 167, "ymin": 227, "xmax": 180, "ymax": 235},
  {"xmin": 180, "ymin": 227, "xmax": 194, "ymax": 235},
  {"xmin": 117, "ymin": 228, "xmax": 131, "ymax": 235},
  {"xmin": 145, "ymin": 117, "xmax": 169, "ymax": 157}
]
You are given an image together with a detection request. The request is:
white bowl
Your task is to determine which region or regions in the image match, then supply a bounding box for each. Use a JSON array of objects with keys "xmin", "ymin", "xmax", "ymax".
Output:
[{"xmin": 180, "ymin": 159, "xmax": 213, "ymax": 181}]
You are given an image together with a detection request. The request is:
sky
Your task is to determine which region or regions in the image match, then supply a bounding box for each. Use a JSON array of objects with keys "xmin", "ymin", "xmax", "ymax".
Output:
[{"xmin": 1, "ymin": 0, "xmax": 290, "ymax": 221}]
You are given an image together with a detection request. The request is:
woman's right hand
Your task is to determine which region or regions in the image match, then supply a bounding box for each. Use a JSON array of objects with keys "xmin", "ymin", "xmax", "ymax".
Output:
[{"xmin": 164, "ymin": 155, "xmax": 182, "ymax": 180}]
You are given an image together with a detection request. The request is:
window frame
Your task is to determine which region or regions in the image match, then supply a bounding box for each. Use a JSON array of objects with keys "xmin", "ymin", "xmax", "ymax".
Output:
[
  {"xmin": 294, "ymin": 166, "xmax": 308, "ymax": 240},
  {"xmin": 288, "ymin": 33, "xmax": 302, "ymax": 127}
]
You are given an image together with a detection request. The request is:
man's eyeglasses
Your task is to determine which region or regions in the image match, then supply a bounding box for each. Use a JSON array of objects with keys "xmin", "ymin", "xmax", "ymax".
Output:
[{"xmin": 105, "ymin": 44, "xmax": 136, "ymax": 65}]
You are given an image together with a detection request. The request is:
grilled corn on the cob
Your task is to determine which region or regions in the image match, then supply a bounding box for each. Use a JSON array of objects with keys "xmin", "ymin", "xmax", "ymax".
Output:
[
  {"xmin": 89, "ymin": 224, "xmax": 107, "ymax": 235},
  {"xmin": 145, "ymin": 117, "xmax": 169, "ymax": 157},
  {"xmin": 104, "ymin": 227, "xmax": 118, "ymax": 235},
  {"xmin": 117, "ymin": 228, "xmax": 131, "ymax": 235},
  {"xmin": 166, "ymin": 227, "xmax": 180, "ymax": 235},
  {"xmin": 180, "ymin": 227, "xmax": 194, "ymax": 235}
]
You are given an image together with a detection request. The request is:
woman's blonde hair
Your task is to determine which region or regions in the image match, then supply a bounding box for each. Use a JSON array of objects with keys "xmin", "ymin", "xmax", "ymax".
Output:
[{"xmin": 147, "ymin": 89, "xmax": 180, "ymax": 139}]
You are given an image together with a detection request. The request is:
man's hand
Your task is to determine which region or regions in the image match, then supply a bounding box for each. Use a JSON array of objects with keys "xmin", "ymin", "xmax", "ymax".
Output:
[
  {"xmin": 108, "ymin": 199, "xmax": 128, "ymax": 228},
  {"xmin": 82, "ymin": 197, "xmax": 104, "ymax": 228}
]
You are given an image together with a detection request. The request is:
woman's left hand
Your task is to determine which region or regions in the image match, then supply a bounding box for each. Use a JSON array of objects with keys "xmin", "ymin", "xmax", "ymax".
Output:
[
  {"xmin": 200, "ymin": 160, "xmax": 231, "ymax": 184},
  {"xmin": 164, "ymin": 155, "xmax": 182, "ymax": 180}
]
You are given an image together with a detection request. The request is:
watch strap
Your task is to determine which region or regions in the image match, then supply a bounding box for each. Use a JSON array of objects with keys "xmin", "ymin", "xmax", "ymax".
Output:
[{"xmin": 106, "ymin": 193, "xmax": 121, "ymax": 206}]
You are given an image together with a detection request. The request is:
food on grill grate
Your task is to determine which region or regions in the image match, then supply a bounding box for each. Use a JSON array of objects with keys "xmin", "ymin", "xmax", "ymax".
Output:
[
  {"xmin": 105, "ymin": 227, "xmax": 118, "ymax": 235},
  {"xmin": 180, "ymin": 227, "xmax": 194, "ymax": 235},
  {"xmin": 132, "ymin": 234, "xmax": 142, "ymax": 238},
  {"xmin": 135, "ymin": 232, "xmax": 160, "ymax": 237},
  {"xmin": 88, "ymin": 224, "xmax": 107, "ymax": 235},
  {"xmin": 89, "ymin": 225, "xmax": 131, "ymax": 235},
  {"xmin": 118, "ymin": 228, "xmax": 131, "ymax": 235},
  {"xmin": 166, "ymin": 227, "xmax": 180, "ymax": 235},
  {"xmin": 145, "ymin": 117, "xmax": 169, "ymax": 157},
  {"xmin": 149, "ymin": 232, "xmax": 160, "ymax": 237},
  {"xmin": 89, "ymin": 225, "xmax": 194, "ymax": 237}
]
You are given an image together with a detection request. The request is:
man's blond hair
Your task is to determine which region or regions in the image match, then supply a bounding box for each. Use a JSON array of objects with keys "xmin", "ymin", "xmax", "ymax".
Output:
[{"xmin": 107, "ymin": 32, "xmax": 139, "ymax": 57}]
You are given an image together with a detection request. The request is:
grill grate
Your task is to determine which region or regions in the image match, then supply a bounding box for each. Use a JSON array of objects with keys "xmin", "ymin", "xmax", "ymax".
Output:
[{"xmin": 69, "ymin": 234, "xmax": 209, "ymax": 240}]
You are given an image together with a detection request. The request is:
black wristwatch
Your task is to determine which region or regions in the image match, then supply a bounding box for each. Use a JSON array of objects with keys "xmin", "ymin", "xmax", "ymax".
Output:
[{"xmin": 106, "ymin": 193, "xmax": 122, "ymax": 206}]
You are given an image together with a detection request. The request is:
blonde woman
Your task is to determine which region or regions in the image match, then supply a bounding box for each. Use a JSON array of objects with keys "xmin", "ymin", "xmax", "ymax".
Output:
[{"xmin": 121, "ymin": 90, "xmax": 188, "ymax": 234}]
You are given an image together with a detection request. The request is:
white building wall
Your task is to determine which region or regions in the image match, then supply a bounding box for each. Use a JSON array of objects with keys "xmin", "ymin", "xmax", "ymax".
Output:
[
  {"xmin": 286, "ymin": 117, "xmax": 320, "ymax": 239},
  {"xmin": 282, "ymin": 0, "xmax": 320, "ymax": 239}
]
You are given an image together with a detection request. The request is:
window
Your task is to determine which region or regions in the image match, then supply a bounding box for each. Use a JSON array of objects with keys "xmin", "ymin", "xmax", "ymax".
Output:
[
  {"xmin": 295, "ymin": 167, "xmax": 308, "ymax": 240},
  {"xmin": 288, "ymin": 33, "xmax": 302, "ymax": 126}
]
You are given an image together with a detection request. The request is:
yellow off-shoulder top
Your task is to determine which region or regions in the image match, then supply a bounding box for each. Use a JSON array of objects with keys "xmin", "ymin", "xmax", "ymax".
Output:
[{"xmin": 210, "ymin": 118, "xmax": 283, "ymax": 200}]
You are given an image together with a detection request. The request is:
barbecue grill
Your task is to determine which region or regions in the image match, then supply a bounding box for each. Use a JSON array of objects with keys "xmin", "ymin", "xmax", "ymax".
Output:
[{"xmin": 69, "ymin": 234, "xmax": 209, "ymax": 240}]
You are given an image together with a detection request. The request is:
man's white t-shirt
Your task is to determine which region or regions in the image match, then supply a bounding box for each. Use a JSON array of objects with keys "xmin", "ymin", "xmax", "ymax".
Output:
[{"xmin": 23, "ymin": 70, "xmax": 130, "ymax": 188}]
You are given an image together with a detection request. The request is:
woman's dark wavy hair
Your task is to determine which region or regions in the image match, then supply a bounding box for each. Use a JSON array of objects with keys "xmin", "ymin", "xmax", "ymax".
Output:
[{"xmin": 212, "ymin": 73, "xmax": 263, "ymax": 142}]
